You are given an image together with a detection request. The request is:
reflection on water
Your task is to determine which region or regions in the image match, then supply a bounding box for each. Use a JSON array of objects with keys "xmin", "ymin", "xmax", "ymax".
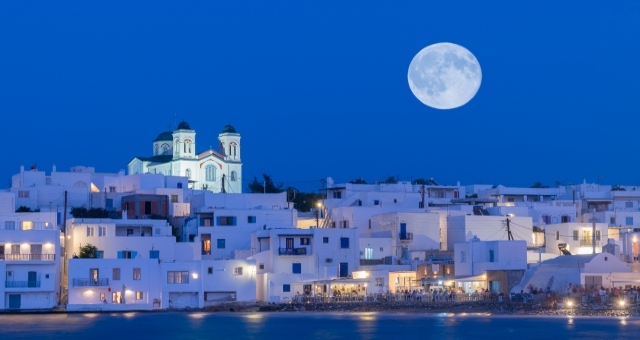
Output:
[{"xmin": 0, "ymin": 312, "xmax": 637, "ymax": 339}]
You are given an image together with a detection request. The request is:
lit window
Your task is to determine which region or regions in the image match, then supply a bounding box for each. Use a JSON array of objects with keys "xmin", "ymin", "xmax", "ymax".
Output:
[
  {"xmin": 133, "ymin": 268, "xmax": 141, "ymax": 280},
  {"xmin": 234, "ymin": 267, "xmax": 243, "ymax": 275},
  {"xmin": 167, "ymin": 271, "xmax": 189, "ymax": 284},
  {"xmin": 22, "ymin": 221, "xmax": 33, "ymax": 230},
  {"xmin": 136, "ymin": 291, "xmax": 143, "ymax": 300}
]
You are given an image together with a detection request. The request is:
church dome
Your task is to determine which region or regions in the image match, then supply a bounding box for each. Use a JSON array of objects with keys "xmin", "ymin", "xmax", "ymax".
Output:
[
  {"xmin": 177, "ymin": 121, "xmax": 191, "ymax": 130},
  {"xmin": 222, "ymin": 124, "xmax": 237, "ymax": 133},
  {"xmin": 153, "ymin": 131, "xmax": 173, "ymax": 142}
]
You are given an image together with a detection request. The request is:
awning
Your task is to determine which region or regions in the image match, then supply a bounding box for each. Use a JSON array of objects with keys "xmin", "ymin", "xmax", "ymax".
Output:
[
  {"xmin": 310, "ymin": 279, "xmax": 370, "ymax": 285},
  {"xmin": 453, "ymin": 274, "xmax": 486, "ymax": 282}
]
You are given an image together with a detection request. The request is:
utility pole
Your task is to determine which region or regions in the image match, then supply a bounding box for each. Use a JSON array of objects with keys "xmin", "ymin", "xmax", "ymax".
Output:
[
  {"xmin": 590, "ymin": 209, "xmax": 597, "ymax": 254},
  {"xmin": 221, "ymin": 174, "xmax": 226, "ymax": 193},
  {"xmin": 506, "ymin": 218, "xmax": 514, "ymax": 241},
  {"xmin": 63, "ymin": 191, "xmax": 68, "ymax": 275},
  {"xmin": 420, "ymin": 184, "xmax": 426, "ymax": 209}
]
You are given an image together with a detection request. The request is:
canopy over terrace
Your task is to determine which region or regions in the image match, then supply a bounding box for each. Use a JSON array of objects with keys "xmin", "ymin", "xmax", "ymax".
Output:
[
  {"xmin": 453, "ymin": 274, "xmax": 487, "ymax": 293},
  {"xmin": 307, "ymin": 278, "xmax": 370, "ymax": 296}
]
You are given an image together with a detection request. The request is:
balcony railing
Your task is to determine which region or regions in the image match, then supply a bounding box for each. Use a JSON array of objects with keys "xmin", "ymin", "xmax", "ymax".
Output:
[
  {"xmin": 278, "ymin": 247, "xmax": 307, "ymax": 256},
  {"xmin": 6, "ymin": 281, "xmax": 41, "ymax": 288},
  {"xmin": 579, "ymin": 237, "xmax": 600, "ymax": 247},
  {"xmin": 73, "ymin": 278, "xmax": 109, "ymax": 287},
  {"xmin": 0, "ymin": 254, "xmax": 55, "ymax": 261},
  {"xmin": 399, "ymin": 232, "xmax": 413, "ymax": 241}
]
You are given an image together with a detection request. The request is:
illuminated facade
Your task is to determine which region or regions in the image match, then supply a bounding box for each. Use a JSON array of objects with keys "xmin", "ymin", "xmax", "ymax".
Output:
[{"xmin": 128, "ymin": 121, "xmax": 242, "ymax": 193}]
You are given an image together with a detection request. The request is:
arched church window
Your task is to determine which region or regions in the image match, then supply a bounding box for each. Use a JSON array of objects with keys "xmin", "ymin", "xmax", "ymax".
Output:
[
  {"xmin": 185, "ymin": 169, "xmax": 191, "ymax": 179},
  {"xmin": 154, "ymin": 144, "xmax": 159, "ymax": 155},
  {"xmin": 184, "ymin": 142, "xmax": 187, "ymax": 153},
  {"xmin": 230, "ymin": 171, "xmax": 237, "ymax": 182},
  {"xmin": 205, "ymin": 165, "xmax": 216, "ymax": 182},
  {"xmin": 162, "ymin": 144, "xmax": 169, "ymax": 154},
  {"xmin": 231, "ymin": 144, "xmax": 237, "ymax": 157}
]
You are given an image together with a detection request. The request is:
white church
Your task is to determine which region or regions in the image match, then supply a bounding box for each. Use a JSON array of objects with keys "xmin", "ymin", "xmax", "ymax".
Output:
[{"xmin": 128, "ymin": 121, "xmax": 242, "ymax": 193}]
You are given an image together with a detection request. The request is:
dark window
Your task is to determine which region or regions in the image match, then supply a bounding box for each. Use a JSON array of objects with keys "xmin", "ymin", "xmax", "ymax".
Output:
[
  {"xmin": 323, "ymin": 237, "xmax": 329, "ymax": 244},
  {"xmin": 283, "ymin": 284, "xmax": 291, "ymax": 292},
  {"xmin": 217, "ymin": 216, "xmax": 237, "ymax": 226},
  {"xmin": 177, "ymin": 182, "xmax": 183, "ymax": 189},
  {"xmin": 292, "ymin": 263, "xmax": 301, "ymax": 274},
  {"xmin": 340, "ymin": 237, "xmax": 349, "ymax": 249},
  {"xmin": 217, "ymin": 239, "xmax": 226, "ymax": 249},
  {"xmin": 144, "ymin": 201, "xmax": 152, "ymax": 215},
  {"xmin": 374, "ymin": 200, "xmax": 380, "ymax": 205},
  {"xmin": 300, "ymin": 237, "xmax": 310, "ymax": 245},
  {"xmin": 247, "ymin": 216, "xmax": 256, "ymax": 223},
  {"xmin": 333, "ymin": 191, "xmax": 342, "ymax": 199},
  {"xmin": 149, "ymin": 250, "xmax": 160, "ymax": 259},
  {"xmin": 207, "ymin": 267, "xmax": 213, "ymax": 274}
]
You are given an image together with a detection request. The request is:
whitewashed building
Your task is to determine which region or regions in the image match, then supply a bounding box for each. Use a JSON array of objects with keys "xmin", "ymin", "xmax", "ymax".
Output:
[
  {"xmin": 0, "ymin": 208, "xmax": 60, "ymax": 310},
  {"xmin": 447, "ymin": 215, "xmax": 534, "ymax": 250},
  {"xmin": 251, "ymin": 227, "xmax": 359, "ymax": 302},
  {"xmin": 365, "ymin": 212, "xmax": 440, "ymax": 262},
  {"xmin": 544, "ymin": 222, "xmax": 609, "ymax": 256},
  {"xmin": 454, "ymin": 239, "xmax": 528, "ymax": 294},
  {"xmin": 65, "ymin": 217, "xmax": 256, "ymax": 311},
  {"xmin": 128, "ymin": 122, "xmax": 242, "ymax": 194}
]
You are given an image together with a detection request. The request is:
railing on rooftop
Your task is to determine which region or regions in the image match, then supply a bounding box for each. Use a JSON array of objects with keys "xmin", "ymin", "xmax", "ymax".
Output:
[
  {"xmin": 278, "ymin": 247, "xmax": 307, "ymax": 256},
  {"xmin": 73, "ymin": 278, "xmax": 109, "ymax": 287},
  {"xmin": 579, "ymin": 237, "xmax": 600, "ymax": 247},
  {"xmin": 0, "ymin": 254, "xmax": 55, "ymax": 261},
  {"xmin": 399, "ymin": 232, "xmax": 413, "ymax": 241},
  {"xmin": 6, "ymin": 281, "xmax": 41, "ymax": 288}
]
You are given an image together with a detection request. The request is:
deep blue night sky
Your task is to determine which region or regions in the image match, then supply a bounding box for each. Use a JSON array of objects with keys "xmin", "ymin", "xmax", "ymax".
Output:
[{"xmin": 2, "ymin": 2, "xmax": 639, "ymax": 192}]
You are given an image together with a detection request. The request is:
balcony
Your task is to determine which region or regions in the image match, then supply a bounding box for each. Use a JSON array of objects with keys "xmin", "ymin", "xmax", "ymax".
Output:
[
  {"xmin": 73, "ymin": 278, "xmax": 109, "ymax": 287},
  {"xmin": 278, "ymin": 247, "xmax": 307, "ymax": 256},
  {"xmin": 579, "ymin": 237, "xmax": 600, "ymax": 247},
  {"xmin": 0, "ymin": 254, "xmax": 55, "ymax": 261},
  {"xmin": 399, "ymin": 232, "xmax": 413, "ymax": 241},
  {"xmin": 6, "ymin": 281, "xmax": 40, "ymax": 288}
]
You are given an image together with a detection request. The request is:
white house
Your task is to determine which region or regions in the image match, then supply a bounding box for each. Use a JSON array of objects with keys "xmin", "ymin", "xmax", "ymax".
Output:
[
  {"xmin": 454, "ymin": 239, "xmax": 527, "ymax": 294},
  {"xmin": 447, "ymin": 215, "xmax": 534, "ymax": 250},
  {"xmin": 128, "ymin": 122, "xmax": 242, "ymax": 194},
  {"xmin": 544, "ymin": 222, "xmax": 609, "ymax": 256},
  {"xmin": 251, "ymin": 227, "xmax": 359, "ymax": 302},
  {"xmin": 0, "ymin": 209, "xmax": 60, "ymax": 310},
  {"xmin": 65, "ymin": 217, "xmax": 256, "ymax": 311},
  {"xmin": 366, "ymin": 212, "xmax": 440, "ymax": 261},
  {"xmin": 514, "ymin": 253, "xmax": 631, "ymax": 293}
]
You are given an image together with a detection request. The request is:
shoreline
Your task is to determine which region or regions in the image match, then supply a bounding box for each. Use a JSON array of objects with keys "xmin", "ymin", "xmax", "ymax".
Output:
[{"xmin": 2, "ymin": 301, "xmax": 638, "ymax": 318}]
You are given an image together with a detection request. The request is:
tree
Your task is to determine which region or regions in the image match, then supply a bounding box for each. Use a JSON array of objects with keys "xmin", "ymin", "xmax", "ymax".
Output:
[
  {"xmin": 383, "ymin": 176, "xmax": 398, "ymax": 184},
  {"xmin": 287, "ymin": 188, "xmax": 321, "ymax": 212},
  {"xmin": 15, "ymin": 206, "xmax": 38, "ymax": 213},
  {"xmin": 349, "ymin": 178, "xmax": 367, "ymax": 184},
  {"xmin": 530, "ymin": 182, "xmax": 549, "ymax": 188},
  {"xmin": 412, "ymin": 178, "xmax": 428, "ymax": 185},
  {"xmin": 79, "ymin": 244, "xmax": 98, "ymax": 258},
  {"xmin": 70, "ymin": 207, "xmax": 110, "ymax": 218},
  {"xmin": 247, "ymin": 174, "xmax": 284, "ymax": 193}
]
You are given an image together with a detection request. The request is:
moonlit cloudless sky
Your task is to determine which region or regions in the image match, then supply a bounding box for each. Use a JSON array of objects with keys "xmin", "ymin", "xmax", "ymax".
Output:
[{"xmin": 1, "ymin": 2, "xmax": 640, "ymax": 192}]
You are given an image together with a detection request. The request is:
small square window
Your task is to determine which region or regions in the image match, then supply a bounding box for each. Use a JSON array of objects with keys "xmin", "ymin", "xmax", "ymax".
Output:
[
  {"xmin": 292, "ymin": 263, "xmax": 301, "ymax": 274},
  {"xmin": 45, "ymin": 274, "xmax": 50, "ymax": 279},
  {"xmin": 323, "ymin": 237, "xmax": 329, "ymax": 244},
  {"xmin": 247, "ymin": 216, "xmax": 257, "ymax": 223},
  {"xmin": 234, "ymin": 267, "xmax": 243, "ymax": 275},
  {"xmin": 283, "ymin": 284, "xmax": 291, "ymax": 292},
  {"xmin": 136, "ymin": 291, "xmax": 144, "ymax": 300},
  {"xmin": 208, "ymin": 267, "xmax": 213, "ymax": 274},
  {"xmin": 217, "ymin": 239, "xmax": 226, "ymax": 249},
  {"xmin": 300, "ymin": 237, "xmax": 310, "ymax": 245},
  {"xmin": 259, "ymin": 264, "xmax": 264, "ymax": 270},
  {"xmin": 340, "ymin": 237, "xmax": 349, "ymax": 249}
]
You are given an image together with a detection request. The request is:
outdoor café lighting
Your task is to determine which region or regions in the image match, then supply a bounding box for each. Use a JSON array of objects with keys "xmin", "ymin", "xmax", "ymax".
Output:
[
  {"xmin": 566, "ymin": 300, "xmax": 573, "ymax": 307},
  {"xmin": 619, "ymin": 300, "xmax": 626, "ymax": 307}
]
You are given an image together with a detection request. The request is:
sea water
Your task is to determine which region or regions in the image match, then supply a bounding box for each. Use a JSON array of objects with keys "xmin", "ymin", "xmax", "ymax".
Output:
[{"xmin": 0, "ymin": 312, "xmax": 635, "ymax": 339}]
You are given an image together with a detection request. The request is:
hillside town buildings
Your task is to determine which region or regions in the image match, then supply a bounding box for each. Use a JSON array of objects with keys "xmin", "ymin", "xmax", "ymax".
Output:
[{"xmin": 3, "ymin": 123, "xmax": 640, "ymax": 310}]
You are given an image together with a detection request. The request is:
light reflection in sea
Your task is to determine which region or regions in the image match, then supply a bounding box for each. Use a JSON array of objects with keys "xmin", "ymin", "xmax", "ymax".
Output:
[{"xmin": 621, "ymin": 318, "xmax": 627, "ymax": 326}]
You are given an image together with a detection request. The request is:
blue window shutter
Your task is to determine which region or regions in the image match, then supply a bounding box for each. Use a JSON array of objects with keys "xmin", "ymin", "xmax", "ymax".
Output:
[
  {"xmin": 216, "ymin": 217, "xmax": 221, "ymax": 225},
  {"xmin": 232, "ymin": 217, "xmax": 237, "ymax": 225},
  {"xmin": 117, "ymin": 251, "xmax": 123, "ymax": 259},
  {"xmin": 132, "ymin": 251, "xmax": 138, "ymax": 258}
]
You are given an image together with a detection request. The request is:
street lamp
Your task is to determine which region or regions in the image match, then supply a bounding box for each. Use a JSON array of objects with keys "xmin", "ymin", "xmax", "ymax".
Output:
[{"xmin": 316, "ymin": 202, "xmax": 322, "ymax": 228}]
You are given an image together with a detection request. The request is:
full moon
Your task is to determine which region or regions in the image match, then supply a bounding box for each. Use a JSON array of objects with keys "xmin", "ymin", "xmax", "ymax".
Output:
[{"xmin": 408, "ymin": 42, "xmax": 482, "ymax": 110}]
